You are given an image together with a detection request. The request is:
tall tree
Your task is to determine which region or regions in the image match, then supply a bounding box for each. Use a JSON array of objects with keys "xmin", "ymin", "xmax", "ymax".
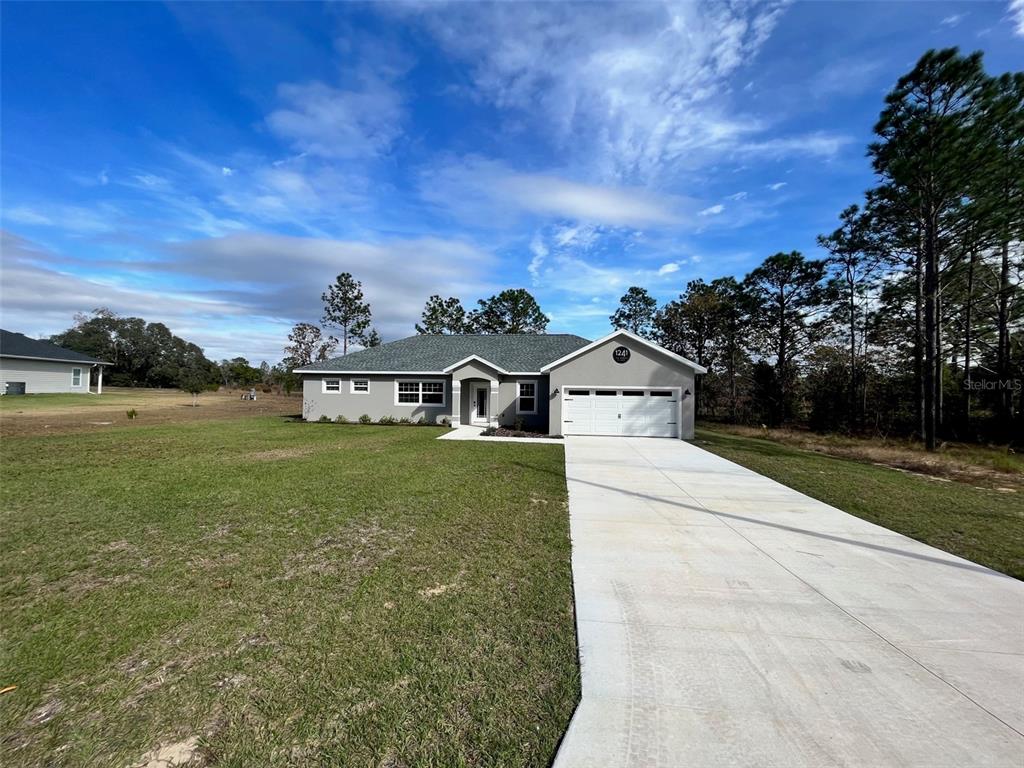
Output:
[
  {"xmin": 321, "ymin": 272, "xmax": 372, "ymax": 354},
  {"xmin": 284, "ymin": 322, "xmax": 338, "ymax": 367},
  {"xmin": 610, "ymin": 286, "xmax": 658, "ymax": 338},
  {"xmin": 52, "ymin": 308, "xmax": 219, "ymax": 388},
  {"xmin": 818, "ymin": 204, "xmax": 887, "ymax": 430},
  {"xmin": 743, "ymin": 252, "xmax": 828, "ymax": 423},
  {"xmin": 468, "ymin": 289, "xmax": 549, "ymax": 334},
  {"xmin": 363, "ymin": 328, "xmax": 383, "ymax": 347},
  {"xmin": 976, "ymin": 72, "xmax": 1024, "ymax": 432},
  {"xmin": 870, "ymin": 48, "xmax": 989, "ymax": 449},
  {"xmin": 416, "ymin": 295, "xmax": 470, "ymax": 334}
]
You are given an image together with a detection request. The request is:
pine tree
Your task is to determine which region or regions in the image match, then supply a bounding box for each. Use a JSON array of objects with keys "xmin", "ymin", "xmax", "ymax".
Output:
[{"xmin": 321, "ymin": 273, "xmax": 372, "ymax": 354}]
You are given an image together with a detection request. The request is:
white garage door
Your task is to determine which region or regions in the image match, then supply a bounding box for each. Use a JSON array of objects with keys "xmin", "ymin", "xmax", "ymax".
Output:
[{"xmin": 563, "ymin": 388, "xmax": 679, "ymax": 438}]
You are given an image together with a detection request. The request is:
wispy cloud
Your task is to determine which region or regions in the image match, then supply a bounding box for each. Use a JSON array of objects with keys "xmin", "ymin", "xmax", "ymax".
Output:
[
  {"xmin": 396, "ymin": 1, "xmax": 837, "ymax": 183},
  {"xmin": 940, "ymin": 13, "xmax": 966, "ymax": 27},
  {"xmin": 1011, "ymin": 0, "xmax": 1024, "ymax": 37},
  {"xmin": 422, "ymin": 157, "xmax": 685, "ymax": 228},
  {"xmin": 699, "ymin": 204, "xmax": 725, "ymax": 217},
  {"xmin": 767, "ymin": 181, "xmax": 787, "ymax": 191},
  {"xmin": 267, "ymin": 78, "xmax": 404, "ymax": 160}
]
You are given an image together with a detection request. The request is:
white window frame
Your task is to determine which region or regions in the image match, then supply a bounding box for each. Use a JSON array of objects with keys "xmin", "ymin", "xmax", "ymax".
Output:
[
  {"xmin": 350, "ymin": 379, "xmax": 370, "ymax": 394},
  {"xmin": 516, "ymin": 380, "xmax": 538, "ymax": 415},
  {"xmin": 393, "ymin": 379, "xmax": 446, "ymax": 407},
  {"xmin": 322, "ymin": 378, "xmax": 341, "ymax": 393},
  {"xmin": 71, "ymin": 367, "xmax": 83, "ymax": 387}
]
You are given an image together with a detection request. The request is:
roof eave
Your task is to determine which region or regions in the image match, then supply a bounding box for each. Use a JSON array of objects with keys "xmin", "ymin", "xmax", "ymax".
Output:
[
  {"xmin": 540, "ymin": 330, "xmax": 708, "ymax": 374},
  {"xmin": 0, "ymin": 353, "xmax": 111, "ymax": 366}
]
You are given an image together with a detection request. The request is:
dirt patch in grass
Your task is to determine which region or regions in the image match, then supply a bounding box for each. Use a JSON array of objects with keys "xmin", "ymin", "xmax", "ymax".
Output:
[
  {"xmin": 131, "ymin": 736, "xmax": 204, "ymax": 768},
  {"xmin": 245, "ymin": 446, "xmax": 319, "ymax": 461},
  {"xmin": 282, "ymin": 520, "xmax": 414, "ymax": 580},
  {"xmin": 0, "ymin": 388, "xmax": 300, "ymax": 438},
  {"xmin": 704, "ymin": 423, "xmax": 1022, "ymax": 490}
]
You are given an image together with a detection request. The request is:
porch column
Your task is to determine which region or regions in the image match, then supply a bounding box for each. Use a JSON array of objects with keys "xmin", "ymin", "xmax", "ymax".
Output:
[
  {"xmin": 489, "ymin": 380, "xmax": 499, "ymax": 427},
  {"xmin": 450, "ymin": 380, "xmax": 461, "ymax": 426},
  {"xmin": 97, "ymin": 365, "xmax": 103, "ymax": 395}
]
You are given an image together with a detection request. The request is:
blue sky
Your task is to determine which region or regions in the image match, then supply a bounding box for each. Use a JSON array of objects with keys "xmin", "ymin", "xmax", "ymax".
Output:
[{"xmin": 1, "ymin": 1, "xmax": 1021, "ymax": 363}]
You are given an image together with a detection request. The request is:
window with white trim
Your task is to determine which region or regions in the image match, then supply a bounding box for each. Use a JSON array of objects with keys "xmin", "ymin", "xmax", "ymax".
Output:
[
  {"xmin": 323, "ymin": 378, "xmax": 341, "ymax": 393},
  {"xmin": 72, "ymin": 367, "xmax": 83, "ymax": 387},
  {"xmin": 351, "ymin": 379, "xmax": 369, "ymax": 394},
  {"xmin": 517, "ymin": 381, "xmax": 537, "ymax": 414},
  {"xmin": 395, "ymin": 380, "xmax": 445, "ymax": 406}
]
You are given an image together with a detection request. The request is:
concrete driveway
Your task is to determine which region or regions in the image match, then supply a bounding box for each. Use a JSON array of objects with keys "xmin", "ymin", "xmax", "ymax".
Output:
[{"xmin": 554, "ymin": 437, "xmax": 1023, "ymax": 768}]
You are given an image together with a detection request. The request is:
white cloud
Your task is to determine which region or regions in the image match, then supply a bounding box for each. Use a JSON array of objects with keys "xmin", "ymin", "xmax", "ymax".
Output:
[
  {"xmin": 727, "ymin": 191, "xmax": 748, "ymax": 201},
  {"xmin": 699, "ymin": 204, "xmax": 725, "ymax": 216},
  {"xmin": 658, "ymin": 262, "xmax": 681, "ymax": 276},
  {"xmin": 940, "ymin": 13, "xmax": 965, "ymax": 27},
  {"xmin": 423, "ymin": 157, "xmax": 684, "ymax": 228},
  {"xmin": 266, "ymin": 77, "xmax": 404, "ymax": 159},
  {"xmin": 2, "ymin": 204, "xmax": 120, "ymax": 233},
  {"xmin": 0, "ymin": 228, "xmax": 498, "ymax": 361},
  {"xmin": 528, "ymin": 233, "xmax": 548, "ymax": 281},
  {"xmin": 396, "ymin": 2, "xmax": 847, "ymax": 182},
  {"xmin": 1011, "ymin": 0, "xmax": 1024, "ymax": 36},
  {"xmin": 767, "ymin": 181, "xmax": 787, "ymax": 191},
  {"xmin": 499, "ymin": 174, "xmax": 680, "ymax": 226},
  {"xmin": 221, "ymin": 167, "xmax": 234, "ymax": 176}
]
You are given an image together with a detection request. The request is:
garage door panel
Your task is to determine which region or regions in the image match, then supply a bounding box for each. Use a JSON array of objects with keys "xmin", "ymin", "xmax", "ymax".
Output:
[{"xmin": 563, "ymin": 388, "xmax": 678, "ymax": 438}]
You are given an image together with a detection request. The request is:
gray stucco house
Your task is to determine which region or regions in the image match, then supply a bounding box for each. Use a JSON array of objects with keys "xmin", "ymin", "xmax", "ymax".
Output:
[
  {"xmin": 0, "ymin": 329, "xmax": 109, "ymax": 395},
  {"xmin": 294, "ymin": 330, "xmax": 706, "ymax": 439}
]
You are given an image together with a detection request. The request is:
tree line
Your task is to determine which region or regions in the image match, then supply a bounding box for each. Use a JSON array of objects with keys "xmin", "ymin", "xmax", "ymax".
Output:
[
  {"xmin": 284, "ymin": 281, "xmax": 550, "ymax": 367},
  {"xmin": 611, "ymin": 49, "xmax": 1022, "ymax": 448}
]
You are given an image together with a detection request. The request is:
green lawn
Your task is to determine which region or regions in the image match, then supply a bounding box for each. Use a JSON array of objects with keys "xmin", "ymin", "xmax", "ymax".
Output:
[
  {"xmin": 0, "ymin": 418, "xmax": 578, "ymax": 767},
  {"xmin": 0, "ymin": 392, "xmax": 142, "ymax": 410},
  {"xmin": 696, "ymin": 427, "xmax": 1024, "ymax": 580}
]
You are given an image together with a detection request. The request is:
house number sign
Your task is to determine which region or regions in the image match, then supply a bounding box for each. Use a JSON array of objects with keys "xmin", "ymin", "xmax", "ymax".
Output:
[{"xmin": 612, "ymin": 346, "xmax": 631, "ymax": 364}]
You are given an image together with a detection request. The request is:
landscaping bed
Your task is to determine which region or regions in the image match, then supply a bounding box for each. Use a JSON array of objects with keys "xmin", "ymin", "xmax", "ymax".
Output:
[{"xmin": 481, "ymin": 426, "xmax": 562, "ymax": 439}]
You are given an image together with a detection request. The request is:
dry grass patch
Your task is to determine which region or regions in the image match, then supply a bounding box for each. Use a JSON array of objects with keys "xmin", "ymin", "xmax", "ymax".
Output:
[{"xmin": 706, "ymin": 423, "xmax": 1022, "ymax": 489}]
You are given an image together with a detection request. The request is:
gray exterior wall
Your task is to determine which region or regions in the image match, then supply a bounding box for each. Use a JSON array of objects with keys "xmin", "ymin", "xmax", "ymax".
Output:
[
  {"xmin": 301, "ymin": 371, "xmax": 551, "ymax": 431},
  {"xmin": 1, "ymin": 357, "xmax": 91, "ymax": 394},
  {"xmin": 302, "ymin": 374, "xmax": 451, "ymax": 423},
  {"xmin": 547, "ymin": 337, "xmax": 697, "ymax": 439}
]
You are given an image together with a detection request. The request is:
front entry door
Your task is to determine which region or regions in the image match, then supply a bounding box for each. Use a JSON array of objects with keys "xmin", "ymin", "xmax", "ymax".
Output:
[{"xmin": 472, "ymin": 384, "xmax": 489, "ymax": 424}]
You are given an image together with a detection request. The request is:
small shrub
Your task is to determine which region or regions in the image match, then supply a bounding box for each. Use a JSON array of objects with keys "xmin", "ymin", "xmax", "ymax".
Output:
[
  {"xmin": 318, "ymin": 415, "xmax": 331, "ymax": 423},
  {"xmin": 398, "ymin": 416, "xmax": 411, "ymax": 425},
  {"xmin": 358, "ymin": 414, "xmax": 373, "ymax": 424},
  {"xmin": 378, "ymin": 415, "xmax": 397, "ymax": 425},
  {"xmin": 440, "ymin": 417, "xmax": 451, "ymax": 427},
  {"xmin": 126, "ymin": 408, "xmax": 138, "ymax": 420},
  {"xmin": 481, "ymin": 426, "xmax": 497, "ymax": 436},
  {"xmin": 334, "ymin": 414, "xmax": 349, "ymax": 424},
  {"xmin": 416, "ymin": 416, "xmax": 428, "ymax": 426},
  {"xmin": 514, "ymin": 416, "xmax": 525, "ymax": 432}
]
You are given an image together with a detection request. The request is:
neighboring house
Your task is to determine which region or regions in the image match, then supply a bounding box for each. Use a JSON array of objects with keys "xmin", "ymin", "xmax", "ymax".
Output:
[
  {"xmin": 294, "ymin": 330, "xmax": 707, "ymax": 439},
  {"xmin": 0, "ymin": 329, "xmax": 110, "ymax": 395}
]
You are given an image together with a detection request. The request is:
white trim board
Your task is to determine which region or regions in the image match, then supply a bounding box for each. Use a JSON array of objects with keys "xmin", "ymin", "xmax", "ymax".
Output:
[
  {"xmin": 293, "ymin": 368, "xmax": 544, "ymax": 376},
  {"xmin": 393, "ymin": 379, "xmax": 448, "ymax": 407},
  {"xmin": 540, "ymin": 329, "xmax": 707, "ymax": 374}
]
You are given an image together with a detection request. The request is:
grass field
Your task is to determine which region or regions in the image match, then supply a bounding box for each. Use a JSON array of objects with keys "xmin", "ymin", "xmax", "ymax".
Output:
[
  {"xmin": 0, "ymin": 388, "xmax": 300, "ymax": 438},
  {"xmin": 0, "ymin": 417, "xmax": 578, "ymax": 767},
  {"xmin": 695, "ymin": 426, "xmax": 1024, "ymax": 580}
]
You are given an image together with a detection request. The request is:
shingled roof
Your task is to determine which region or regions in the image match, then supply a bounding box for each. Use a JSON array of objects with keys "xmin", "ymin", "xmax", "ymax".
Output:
[
  {"xmin": 0, "ymin": 329, "xmax": 109, "ymax": 365},
  {"xmin": 294, "ymin": 334, "xmax": 591, "ymax": 373}
]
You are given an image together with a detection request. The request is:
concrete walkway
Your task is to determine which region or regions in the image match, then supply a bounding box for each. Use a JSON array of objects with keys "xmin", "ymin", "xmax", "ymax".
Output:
[
  {"xmin": 554, "ymin": 437, "xmax": 1023, "ymax": 768},
  {"xmin": 436, "ymin": 425, "xmax": 565, "ymax": 444}
]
